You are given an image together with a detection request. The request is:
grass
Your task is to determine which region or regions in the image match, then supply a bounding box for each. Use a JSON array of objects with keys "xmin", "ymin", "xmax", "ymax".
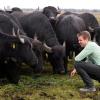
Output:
[{"xmin": 0, "ymin": 60, "xmax": 100, "ymax": 100}]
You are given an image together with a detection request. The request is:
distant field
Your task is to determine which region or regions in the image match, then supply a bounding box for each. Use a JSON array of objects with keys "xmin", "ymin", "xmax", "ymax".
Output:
[{"xmin": 93, "ymin": 12, "xmax": 100, "ymax": 24}]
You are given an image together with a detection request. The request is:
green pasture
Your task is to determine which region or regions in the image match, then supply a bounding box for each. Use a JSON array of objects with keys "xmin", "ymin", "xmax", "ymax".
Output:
[{"xmin": 0, "ymin": 60, "xmax": 100, "ymax": 100}]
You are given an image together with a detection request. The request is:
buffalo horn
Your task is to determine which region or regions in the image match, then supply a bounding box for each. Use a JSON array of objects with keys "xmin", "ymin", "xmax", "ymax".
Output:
[
  {"xmin": 17, "ymin": 29, "xmax": 25, "ymax": 44},
  {"xmin": 34, "ymin": 33, "xmax": 38, "ymax": 40},
  {"xmin": 4, "ymin": 6, "xmax": 7, "ymax": 11},
  {"xmin": 88, "ymin": 26, "xmax": 94, "ymax": 32},
  {"xmin": 57, "ymin": 6, "xmax": 60, "ymax": 10},
  {"xmin": 63, "ymin": 41, "xmax": 66, "ymax": 48},
  {"xmin": 43, "ymin": 43, "xmax": 52, "ymax": 53},
  {"xmin": 12, "ymin": 28, "xmax": 16, "ymax": 36}
]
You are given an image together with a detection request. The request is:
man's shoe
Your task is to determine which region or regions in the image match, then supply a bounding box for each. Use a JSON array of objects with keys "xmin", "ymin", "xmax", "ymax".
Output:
[{"xmin": 79, "ymin": 87, "xmax": 96, "ymax": 92}]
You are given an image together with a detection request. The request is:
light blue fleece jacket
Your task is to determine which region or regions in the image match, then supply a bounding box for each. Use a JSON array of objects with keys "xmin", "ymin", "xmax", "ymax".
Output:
[{"xmin": 75, "ymin": 41, "xmax": 100, "ymax": 65}]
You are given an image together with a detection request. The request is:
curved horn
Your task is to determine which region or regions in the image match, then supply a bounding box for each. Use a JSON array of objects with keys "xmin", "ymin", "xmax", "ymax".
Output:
[
  {"xmin": 17, "ymin": 29, "xmax": 25, "ymax": 44},
  {"xmin": 88, "ymin": 26, "xmax": 94, "ymax": 32},
  {"xmin": 57, "ymin": 6, "xmax": 61, "ymax": 14},
  {"xmin": 12, "ymin": 28, "xmax": 16, "ymax": 36},
  {"xmin": 4, "ymin": 6, "xmax": 7, "ymax": 11},
  {"xmin": 37, "ymin": 6, "xmax": 39, "ymax": 10},
  {"xmin": 63, "ymin": 41, "xmax": 66, "ymax": 48},
  {"xmin": 17, "ymin": 28, "xmax": 20, "ymax": 35},
  {"xmin": 34, "ymin": 33, "xmax": 38, "ymax": 40},
  {"xmin": 43, "ymin": 43, "xmax": 52, "ymax": 53},
  {"xmin": 16, "ymin": 28, "xmax": 20, "ymax": 38},
  {"xmin": 20, "ymin": 38, "xmax": 25, "ymax": 44},
  {"xmin": 57, "ymin": 6, "xmax": 60, "ymax": 10}
]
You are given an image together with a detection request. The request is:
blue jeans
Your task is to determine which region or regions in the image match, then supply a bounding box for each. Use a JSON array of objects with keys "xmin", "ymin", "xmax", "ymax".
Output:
[{"xmin": 75, "ymin": 61, "xmax": 100, "ymax": 87}]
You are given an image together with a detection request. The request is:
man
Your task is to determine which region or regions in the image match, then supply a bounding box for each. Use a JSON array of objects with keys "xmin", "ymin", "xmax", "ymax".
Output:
[{"xmin": 71, "ymin": 31, "xmax": 100, "ymax": 92}]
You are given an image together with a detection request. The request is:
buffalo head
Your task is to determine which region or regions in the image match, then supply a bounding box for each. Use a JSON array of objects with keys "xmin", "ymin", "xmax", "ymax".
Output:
[
  {"xmin": 43, "ymin": 43, "xmax": 65, "ymax": 74},
  {"xmin": 0, "ymin": 31, "xmax": 38, "ymax": 67}
]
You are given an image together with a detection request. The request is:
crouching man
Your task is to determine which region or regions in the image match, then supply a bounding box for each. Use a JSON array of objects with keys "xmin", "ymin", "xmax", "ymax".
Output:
[{"xmin": 71, "ymin": 31, "xmax": 100, "ymax": 92}]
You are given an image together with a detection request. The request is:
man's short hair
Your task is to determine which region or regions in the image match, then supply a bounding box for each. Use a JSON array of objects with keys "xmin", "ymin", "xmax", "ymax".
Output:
[{"xmin": 77, "ymin": 31, "xmax": 91, "ymax": 40}]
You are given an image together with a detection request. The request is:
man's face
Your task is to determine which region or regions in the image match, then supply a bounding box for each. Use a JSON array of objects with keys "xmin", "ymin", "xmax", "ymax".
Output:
[{"xmin": 78, "ymin": 36, "xmax": 88, "ymax": 47}]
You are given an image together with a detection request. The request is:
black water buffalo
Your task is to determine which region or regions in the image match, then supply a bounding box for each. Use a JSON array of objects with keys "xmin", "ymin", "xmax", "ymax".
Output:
[
  {"xmin": 11, "ymin": 7, "xmax": 23, "ymax": 12},
  {"xmin": 79, "ymin": 13, "xmax": 99, "ymax": 40},
  {"xmin": 3, "ymin": 11, "xmax": 44, "ymax": 74},
  {"xmin": 0, "ymin": 31, "xmax": 38, "ymax": 83},
  {"xmin": 42, "ymin": 6, "xmax": 60, "ymax": 31},
  {"xmin": 57, "ymin": 12, "xmax": 99, "ymax": 40},
  {"xmin": 0, "ymin": 13, "xmax": 39, "ymax": 83},
  {"xmin": 89, "ymin": 26, "xmax": 100, "ymax": 45},
  {"xmin": 79, "ymin": 13, "xmax": 99, "ymax": 29},
  {"xmin": 55, "ymin": 14, "xmax": 86, "ymax": 72},
  {"xmin": 11, "ymin": 11, "xmax": 65, "ymax": 74},
  {"xmin": 43, "ymin": 6, "xmax": 59, "ymax": 21},
  {"xmin": 0, "ymin": 13, "xmax": 38, "ymax": 64},
  {"xmin": 4, "ymin": 7, "xmax": 22, "ymax": 14}
]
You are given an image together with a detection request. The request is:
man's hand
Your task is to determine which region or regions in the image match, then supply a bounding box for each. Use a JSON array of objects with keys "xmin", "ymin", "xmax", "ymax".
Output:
[{"xmin": 70, "ymin": 68, "xmax": 76, "ymax": 77}]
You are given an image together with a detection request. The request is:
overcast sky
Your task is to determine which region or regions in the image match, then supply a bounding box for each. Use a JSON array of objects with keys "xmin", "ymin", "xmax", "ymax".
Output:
[{"xmin": 1, "ymin": 0, "xmax": 100, "ymax": 10}]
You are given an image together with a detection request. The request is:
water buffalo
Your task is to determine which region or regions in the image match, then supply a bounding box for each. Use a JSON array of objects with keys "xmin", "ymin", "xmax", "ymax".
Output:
[
  {"xmin": 79, "ymin": 13, "xmax": 99, "ymax": 40},
  {"xmin": 79, "ymin": 13, "xmax": 99, "ymax": 29},
  {"xmin": 42, "ymin": 6, "xmax": 60, "ymax": 31},
  {"xmin": 89, "ymin": 26, "xmax": 100, "ymax": 45},
  {"xmin": 2, "ymin": 11, "xmax": 45, "ymax": 74},
  {"xmin": 43, "ymin": 6, "xmax": 59, "ymax": 21},
  {"xmin": 55, "ymin": 14, "xmax": 86, "ymax": 72},
  {"xmin": 0, "ymin": 13, "xmax": 39, "ymax": 83},
  {"xmin": 57, "ymin": 12, "xmax": 99, "ymax": 40},
  {"xmin": 11, "ymin": 11, "xmax": 65, "ymax": 74},
  {"xmin": 11, "ymin": 7, "xmax": 23, "ymax": 12}
]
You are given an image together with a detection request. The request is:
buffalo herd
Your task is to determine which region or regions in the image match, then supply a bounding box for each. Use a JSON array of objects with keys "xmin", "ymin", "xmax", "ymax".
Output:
[{"xmin": 0, "ymin": 6, "xmax": 100, "ymax": 84}]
